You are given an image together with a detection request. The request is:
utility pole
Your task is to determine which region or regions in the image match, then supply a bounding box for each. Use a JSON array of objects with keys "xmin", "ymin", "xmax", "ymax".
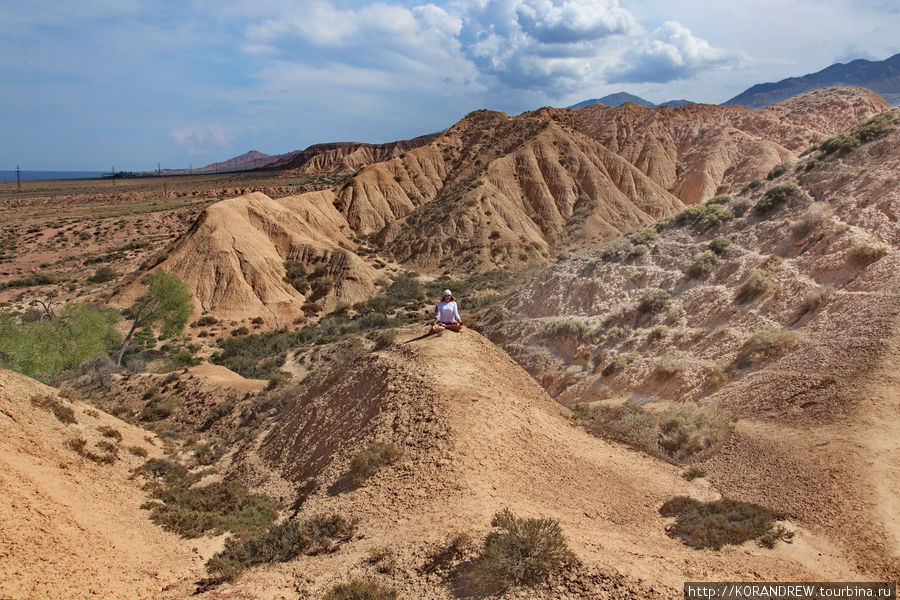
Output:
[
  {"xmin": 157, "ymin": 162, "xmax": 161, "ymax": 177},
  {"xmin": 16, "ymin": 165, "xmax": 21, "ymax": 193},
  {"xmin": 189, "ymin": 163, "xmax": 192, "ymax": 176}
]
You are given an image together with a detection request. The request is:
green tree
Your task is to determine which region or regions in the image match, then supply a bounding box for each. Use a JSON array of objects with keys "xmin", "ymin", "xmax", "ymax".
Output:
[
  {"xmin": 117, "ymin": 270, "xmax": 192, "ymax": 366},
  {"xmin": 0, "ymin": 303, "xmax": 121, "ymax": 383}
]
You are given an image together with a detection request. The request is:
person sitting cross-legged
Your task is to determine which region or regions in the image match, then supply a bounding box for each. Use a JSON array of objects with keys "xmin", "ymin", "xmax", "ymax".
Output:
[{"xmin": 431, "ymin": 289, "xmax": 463, "ymax": 333}]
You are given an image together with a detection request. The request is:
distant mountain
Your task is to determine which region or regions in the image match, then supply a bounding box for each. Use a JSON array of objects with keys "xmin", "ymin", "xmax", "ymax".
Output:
[
  {"xmin": 263, "ymin": 133, "xmax": 439, "ymax": 175},
  {"xmin": 568, "ymin": 92, "xmax": 696, "ymax": 110},
  {"xmin": 725, "ymin": 53, "xmax": 900, "ymax": 108}
]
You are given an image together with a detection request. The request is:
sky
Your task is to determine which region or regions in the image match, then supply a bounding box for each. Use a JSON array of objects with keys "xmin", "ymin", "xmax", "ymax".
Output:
[{"xmin": 1, "ymin": 0, "xmax": 898, "ymax": 171}]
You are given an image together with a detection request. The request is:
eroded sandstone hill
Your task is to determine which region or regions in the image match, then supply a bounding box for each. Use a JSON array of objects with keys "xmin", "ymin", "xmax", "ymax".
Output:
[
  {"xmin": 143, "ymin": 87, "xmax": 887, "ymax": 323},
  {"xmin": 481, "ymin": 108, "xmax": 900, "ymax": 578}
]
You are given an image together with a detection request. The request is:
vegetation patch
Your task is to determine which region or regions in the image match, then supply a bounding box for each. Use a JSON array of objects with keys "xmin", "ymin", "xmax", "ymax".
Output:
[
  {"xmin": 791, "ymin": 202, "xmax": 831, "ymax": 237},
  {"xmin": 802, "ymin": 285, "xmax": 834, "ymax": 314},
  {"xmin": 735, "ymin": 268, "xmax": 778, "ymax": 303},
  {"xmin": 578, "ymin": 401, "xmax": 732, "ymax": 463},
  {"xmin": 687, "ymin": 250, "xmax": 717, "ymax": 279},
  {"xmin": 638, "ymin": 288, "xmax": 671, "ymax": 315},
  {"xmin": 323, "ymin": 580, "xmax": 398, "ymax": 600},
  {"xmin": 734, "ymin": 327, "xmax": 800, "ymax": 369},
  {"xmin": 136, "ymin": 458, "xmax": 279, "ymax": 539},
  {"xmin": 660, "ymin": 496, "xmax": 793, "ymax": 550},
  {"xmin": 205, "ymin": 514, "xmax": 355, "ymax": 581},
  {"xmin": 30, "ymin": 394, "xmax": 77, "ymax": 424},
  {"xmin": 820, "ymin": 112, "xmax": 896, "ymax": 155},
  {"xmin": 0, "ymin": 272, "xmax": 58, "ymax": 290},
  {"xmin": 672, "ymin": 203, "xmax": 734, "ymax": 231},
  {"xmin": 766, "ymin": 162, "xmax": 790, "ymax": 180},
  {"xmin": 0, "ymin": 303, "xmax": 121, "ymax": 383},
  {"xmin": 755, "ymin": 182, "xmax": 798, "ymax": 216},
  {"xmin": 471, "ymin": 509, "xmax": 576, "ymax": 594},
  {"xmin": 708, "ymin": 237, "xmax": 731, "ymax": 255},
  {"xmin": 348, "ymin": 441, "xmax": 403, "ymax": 488},
  {"xmin": 66, "ymin": 437, "xmax": 118, "ymax": 464}
]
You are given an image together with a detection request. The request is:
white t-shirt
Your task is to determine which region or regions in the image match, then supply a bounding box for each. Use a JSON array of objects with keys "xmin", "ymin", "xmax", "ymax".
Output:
[{"xmin": 435, "ymin": 300, "xmax": 461, "ymax": 323}]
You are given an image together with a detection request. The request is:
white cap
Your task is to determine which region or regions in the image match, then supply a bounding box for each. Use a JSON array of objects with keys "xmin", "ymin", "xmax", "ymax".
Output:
[{"xmin": 443, "ymin": 289, "xmax": 452, "ymax": 296}]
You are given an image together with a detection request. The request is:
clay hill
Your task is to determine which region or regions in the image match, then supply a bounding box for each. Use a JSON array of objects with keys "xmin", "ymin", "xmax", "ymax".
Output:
[
  {"xmin": 8, "ymin": 328, "xmax": 877, "ymax": 599},
  {"xmin": 481, "ymin": 108, "xmax": 900, "ymax": 578},
  {"xmin": 0, "ymin": 367, "xmax": 207, "ymax": 599},
  {"xmin": 139, "ymin": 87, "xmax": 887, "ymax": 324},
  {"xmin": 726, "ymin": 53, "xmax": 900, "ymax": 108}
]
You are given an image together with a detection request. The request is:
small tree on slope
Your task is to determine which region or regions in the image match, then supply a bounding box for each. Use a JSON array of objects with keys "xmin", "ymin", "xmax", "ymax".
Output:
[{"xmin": 116, "ymin": 270, "xmax": 192, "ymax": 366}]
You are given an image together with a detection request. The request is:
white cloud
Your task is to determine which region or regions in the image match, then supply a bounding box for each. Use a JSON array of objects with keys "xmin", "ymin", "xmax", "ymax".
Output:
[
  {"xmin": 457, "ymin": 0, "xmax": 635, "ymax": 91},
  {"xmin": 171, "ymin": 125, "xmax": 231, "ymax": 155},
  {"xmin": 607, "ymin": 20, "xmax": 737, "ymax": 84}
]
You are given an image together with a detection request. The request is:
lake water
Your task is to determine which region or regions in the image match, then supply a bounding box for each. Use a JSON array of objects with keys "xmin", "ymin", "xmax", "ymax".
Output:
[{"xmin": 0, "ymin": 170, "xmax": 105, "ymax": 182}]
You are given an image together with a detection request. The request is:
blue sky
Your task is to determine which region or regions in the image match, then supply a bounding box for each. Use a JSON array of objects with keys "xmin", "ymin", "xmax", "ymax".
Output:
[{"xmin": 1, "ymin": 0, "xmax": 898, "ymax": 171}]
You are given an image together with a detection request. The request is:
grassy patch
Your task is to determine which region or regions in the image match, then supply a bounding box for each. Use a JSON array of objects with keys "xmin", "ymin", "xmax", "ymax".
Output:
[
  {"xmin": 0, "ymin": 272, "xmax": 59, "ymax": 290},
  {"xmin": 578, "ymin": 401, "xmax": 731, "ymax": 463},
  {"xmin": 348, "ymin": 441, "xmax": 403, "ymax": 488},
  {"xmin": 791, "ymin": 202, "xmax": 831, "ymax": 238},
  {"xmin": 708, "ymin": 237, "xmax": 731, "ymax": 255},
  {"xmin": 660, "ymin": 496, "xmax": 793, "ymax": 550},
  {"xmin": 471, "ymin": 509, "xmax": 576, "ymax": 594},
  {"xmin": 206, "ymin": 514, "xmax": 355, "ymax": 581}
]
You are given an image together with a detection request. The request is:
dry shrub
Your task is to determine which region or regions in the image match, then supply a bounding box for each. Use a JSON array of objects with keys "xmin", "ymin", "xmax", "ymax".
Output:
[
  {"xmin": 657, "ymin": 403, "xmax": 732, "ymax": 463},
  {"xmin": 638, "ymin": 288, "xmax": 671, "ymax": 315},
  {"xmin": 348, "ymin": 441, "xmax": 403, "ymax": 488},
  {"xmin": 705, "ymin": 360, "xmax": 732, "ymax": 389},
  {"xmin": 372, "ymin": 329, "xmax": 397, "ymax": 350},
  {"xmin": 579, "ymin": 401, "xmax": 731, "ymax": 463},
  {"xmin": 647, "ymin": 325, "xmax": 669, "ymax": 343},
  {"xmin": 128, "ymin": 445, "xmax": 149, "ymax": 457},
  {"xmin": 654, "ymin": 354, "xmax": 692, "ymax": 377},
  {"xmin": 471, "ymin": 509, "xmax": 576, "ymax": 593},
  {"xmin": 682, "ymin": 467, "xmax": 706, "ymax": 481},
  {"xmin": 848, "ymin": 240, "xmax": 888, "ymax": 265},
  {"xmin": 687, "ymin": 250, "xmax": 717, "ymax": 279},
  {"xmin": 323, "ymin": 580, "xmax": 397, "ymax": 600},
  {"xmin": 791, "ymin": 202, "xmax": 831, "ymax": 238},
  {"xmin": 30, "ymin": 394, "xmax": 77, "ymax": 424},
  {"xmin": 735, "ymin": 327, "xmax": 800, "ymax": 369},
  {"xmin": 206, "ymin": 514, "xmax": 355, "ymax": 581},
  {"xmin": 660, "ymin": 497, "xmax": 793, "ymax": 550},
  {"xmin": 365, "ymin": 547, "xmax": 397, "ymax": 574},
  {"xmin": 735, "ymin": 269, "xmax": 777, "ymax": 303},
  {"xmin": 66, "ymin": 437, "xmax": 118, "ymax": 464},
  {"xmin": 802, "ymin": 285, "xmax": 834, "ymax": 314},
  {"xmin": 97, "ymin": 425, "xmax": 123, "ymax": 441}
]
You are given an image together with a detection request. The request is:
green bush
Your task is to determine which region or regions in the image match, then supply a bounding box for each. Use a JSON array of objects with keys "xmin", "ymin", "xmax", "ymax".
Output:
[
  {"xmin": 206, "ymin": 514, "xmax": 355, "ymax": 580},
  {"xmin": 819, "ymin": 134, "xmax": 858, "ymax": 155},
  {"xmin": 755, "ymin": 182, "xmax": 798, "ymax": 216},
  {"xmin": 708, "ymin": 237, "xmax": 731, "ymax": 255},
  {"xmin": 0, "ymin": 303, "xmax": 121, "ymax": 383},
  {"xmin": 471, "ymin": 509, "xmax": 576, "ymax": 593},
  {"xmin": 0, "ymin": 272, "xmax": 58, "ymax": 290},
  {"xmin": 638, "ymin": 288, "xmax": 671, "ymax": 315},
  {"xmin": 660, "ymin": 497, "xmax": 792, "ymax": 550},
  {"xmin": 687, "ymin": 250, "xmax": 717, "ymax": 279},
  {"xmin": 348, "ymin": 441, "xmax": 403, "ymax": 488},
  {"xmin": 673, "ymin": 204, "xmax": 734, "ymax": 231},
  {"xmin": 323, "ymin": 580, "xmax": 398, "ymax": 600},
  {"xmin": 87, "ymin": 266, "xmax": 118, "ymax": 284},
  {"xmin": 192, "ymin": 316, "xmax": 218, "ymax": 327},
  {"xmin": 852, "ymin": 112, "xmax": 895, "ymax": 142},
  {"xmin": 741, "ymin": 178, "xmax": 762, "ymax": 193},
  {"xmin": 766, "ymin": 162, "xmax": 790, "ymax": 180}
]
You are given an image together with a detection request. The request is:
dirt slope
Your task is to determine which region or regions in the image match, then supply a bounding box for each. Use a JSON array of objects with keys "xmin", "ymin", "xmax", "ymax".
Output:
[
  {"xmin": 185, "ymin": 328, "xmax": 865, "ymax": 600},
  {"xmin": 0, "ymin": 367, "xmax": 206, "ymax": 600},
  {"xmin": 481, "ymin": 110, "xmax": 900, "ymax": 578}
]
